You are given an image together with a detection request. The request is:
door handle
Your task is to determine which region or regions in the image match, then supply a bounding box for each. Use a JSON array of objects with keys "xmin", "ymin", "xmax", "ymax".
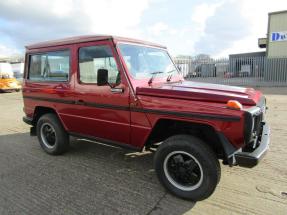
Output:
[
  {"xmin": 76, "ymin": 99, "xmax": 85, "ymax": 105},
  {"xmin": 111, "ymin": 88, "xmax": 124, "ymax": 93}
]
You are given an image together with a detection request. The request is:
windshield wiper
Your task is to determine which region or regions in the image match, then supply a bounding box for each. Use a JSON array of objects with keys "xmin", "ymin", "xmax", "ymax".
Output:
[
  {"xmin": 148, "ymin": 71, "xmax": 164, "ymax": 85},
  {"xmin": 166, "ymin": 69, "xmax": 176, "ymax": 82}
]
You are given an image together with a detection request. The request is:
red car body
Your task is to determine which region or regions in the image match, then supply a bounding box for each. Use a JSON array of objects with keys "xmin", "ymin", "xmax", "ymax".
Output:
[{"xmin": 22, "ymin": 35, "xmax": 269, "ymax": 168}]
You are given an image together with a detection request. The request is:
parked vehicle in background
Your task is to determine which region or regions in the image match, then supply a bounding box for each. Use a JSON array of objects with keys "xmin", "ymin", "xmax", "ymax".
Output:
[
  {"xmin": 22, "ymin": 35, "xmax": 270, "ymax": 201},
  {"xmin": 0, "ymin": 63, "xmax": 22, "ymax": 92}
]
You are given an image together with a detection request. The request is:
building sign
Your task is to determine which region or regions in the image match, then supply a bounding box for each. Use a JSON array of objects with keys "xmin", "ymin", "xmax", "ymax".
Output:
[{"xmin": 270, "ymin": 31, "xmax": 287, "ymax": 42}]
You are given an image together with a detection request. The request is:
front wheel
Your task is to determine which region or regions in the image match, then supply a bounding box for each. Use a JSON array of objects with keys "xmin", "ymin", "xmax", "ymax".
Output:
[{"xmin": 154, "ymin": 135, "xmax": 220, "ymax": 201}]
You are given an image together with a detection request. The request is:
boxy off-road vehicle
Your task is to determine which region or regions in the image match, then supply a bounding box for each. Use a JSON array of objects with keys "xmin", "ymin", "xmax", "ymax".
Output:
[{"xmin": 22, "ymin": 35, "xmax": 270, "ymax": 201}]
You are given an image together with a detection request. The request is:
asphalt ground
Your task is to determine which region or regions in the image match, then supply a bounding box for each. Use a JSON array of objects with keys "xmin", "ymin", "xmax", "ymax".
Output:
[{"xmin": 0, "ymin": 90, "xmax": 287, "ymax": 215}]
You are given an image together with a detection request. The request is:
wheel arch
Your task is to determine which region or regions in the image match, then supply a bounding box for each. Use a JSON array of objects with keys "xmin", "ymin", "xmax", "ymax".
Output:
[
  {"xmin": 32, "ymin": 106, "xmax": 67, "ymax": 131},
  {"xmin": 145, "ymin": 118, "xmax": 225, "ymax": 159}
]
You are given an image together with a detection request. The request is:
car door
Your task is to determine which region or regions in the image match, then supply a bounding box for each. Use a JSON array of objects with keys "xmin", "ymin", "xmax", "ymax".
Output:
[{"xmin": 70, "ymin": 40, "xmax": 131, "ymax": 145}]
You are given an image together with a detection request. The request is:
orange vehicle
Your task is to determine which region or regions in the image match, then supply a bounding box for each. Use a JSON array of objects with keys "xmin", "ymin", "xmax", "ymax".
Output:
[{"xmin": 0, "ymin": 63, "xmax": 21, "ymax": 92}]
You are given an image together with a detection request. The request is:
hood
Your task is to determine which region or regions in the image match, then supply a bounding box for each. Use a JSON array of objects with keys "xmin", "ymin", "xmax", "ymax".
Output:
[{"xmin": 136, "ymin": 81, "xmax": 262, "ymax": 106}]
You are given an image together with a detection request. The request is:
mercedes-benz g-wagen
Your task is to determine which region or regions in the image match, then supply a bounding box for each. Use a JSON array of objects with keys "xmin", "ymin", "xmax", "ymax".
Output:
[{"xmin": 22, "ymin": 35, "xmax": 270, "ymax": 201}]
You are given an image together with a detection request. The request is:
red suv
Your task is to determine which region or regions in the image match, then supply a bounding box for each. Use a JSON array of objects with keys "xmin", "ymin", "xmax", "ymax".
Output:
[{"xmin": 22, "ymin": 35, "xmax": 270, "ymax": 201}]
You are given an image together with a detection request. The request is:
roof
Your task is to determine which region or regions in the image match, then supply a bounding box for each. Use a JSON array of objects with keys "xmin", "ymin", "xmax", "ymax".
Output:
[
  {"xmin": 268, "ymin": 10, "xmax": 287, "ymax": 15},
  {"xmin": 229, "ymin": 51, "xmax": 266, "ymax": 58},
  {"xmin": 25, "ymin": 35, "xmax": 166, "ymax": 50}
]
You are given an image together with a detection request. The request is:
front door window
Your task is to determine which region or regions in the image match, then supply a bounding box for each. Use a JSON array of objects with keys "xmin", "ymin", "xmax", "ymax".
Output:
[{"xmin": 79, "ymin": 45, "xmax": 120, "ymax": 85}]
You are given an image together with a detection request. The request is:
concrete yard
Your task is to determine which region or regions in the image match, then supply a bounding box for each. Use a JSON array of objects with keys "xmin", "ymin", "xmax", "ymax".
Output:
[{"xmin": 0, "ymin": 90, "xmax": 286, "ymax": 215}]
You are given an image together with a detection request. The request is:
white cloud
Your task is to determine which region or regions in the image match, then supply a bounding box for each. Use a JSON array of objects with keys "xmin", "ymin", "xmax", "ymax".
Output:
[
  {"xmin": 191, "ymin": 2, "xmax": 223, "ymax": 34},
  {"xmin": 0, "ymin": 44, "xmax": 20, "ymax": 57},
  {"xmin": 148, "ymin": 22, "xmax": 169, "ymax": 36},
  {"xmin": 144, "ymin": 2, "xmax": 223, "ymax": 56},
  {"xmin": 81, "ymin": 0, "xmax": 150, "ymax": 36},
  {"xmin": 184, "ymin": 1, "xmax": 224, "ymax": 56},
  {"xmin": 193, "ymin": 0, "xmax": 250, "ymax": 57},
  {"xmin": 51, "ymin": 0, "xmax": 74, "ymax": 17},
  {"xmin": 1, "ymin": 0, "xmax": 287, "ymax": 58},
  {"xmin": 215, "ymin": 0, "xmax": 287, "ymax": 57},
  {"xmin": 0, "ymin": 0, "xmax": 151, "ymax": 54}
]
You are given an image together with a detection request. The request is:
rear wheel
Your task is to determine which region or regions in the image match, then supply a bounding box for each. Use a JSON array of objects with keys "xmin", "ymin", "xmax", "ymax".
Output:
[
  {"xmin": 36, "ymin": 113, "xmax": 69, "ymax": 155},
  {"xmin": 154, "ymin": 135, "xmax": 220, "ymax": 201}
]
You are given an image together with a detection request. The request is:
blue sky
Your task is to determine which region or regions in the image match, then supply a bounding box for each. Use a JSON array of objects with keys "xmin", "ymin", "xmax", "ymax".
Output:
[{"xmin": 0, "ymin": 0, "xmax": 286, "ymax": 57}]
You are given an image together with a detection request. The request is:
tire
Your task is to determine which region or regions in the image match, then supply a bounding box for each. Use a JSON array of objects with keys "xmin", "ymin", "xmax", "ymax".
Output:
[
  {"xmin": 36, "ymin": 113, "xmax": 69, "ymax": 155},
  {"xmin": 154, "ymin": 135, "xmax": 220, "ymax": 201}
]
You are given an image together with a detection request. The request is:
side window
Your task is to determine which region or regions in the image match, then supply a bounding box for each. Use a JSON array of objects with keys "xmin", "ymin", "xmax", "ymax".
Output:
[
  {"xmin": 79, "ymin": 45, "xmax": 120, "ymax": 85},
  {"xmin": 28, "ymin": 50, "xmax": 70, "ymax": 81}
]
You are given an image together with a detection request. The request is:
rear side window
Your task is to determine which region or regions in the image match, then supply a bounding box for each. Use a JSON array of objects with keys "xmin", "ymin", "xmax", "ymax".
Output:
[
  {"xmin": 28, "ymin": 50, "xmax": 70, "ymax": 81},
  {"xmin": 79, "ymin": 45, "xmax": 120, "ymax": 84}
]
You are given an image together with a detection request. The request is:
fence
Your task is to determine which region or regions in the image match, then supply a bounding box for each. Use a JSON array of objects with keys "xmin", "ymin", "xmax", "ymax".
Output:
[{"xmin": 173, "ymin": 56, "xmax": 287, "ymax": 87}]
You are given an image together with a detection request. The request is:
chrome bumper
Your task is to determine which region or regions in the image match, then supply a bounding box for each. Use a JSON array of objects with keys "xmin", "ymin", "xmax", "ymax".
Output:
[{"xmin": 234, "ymin": 122, "xmax": 270, "ymax": 168}]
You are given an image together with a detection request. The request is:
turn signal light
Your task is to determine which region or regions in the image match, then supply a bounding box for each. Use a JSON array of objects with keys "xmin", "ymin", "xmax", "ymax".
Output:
[{"xmin": 226, "ymin": 100, "xmax": 242, "ymax": 110}]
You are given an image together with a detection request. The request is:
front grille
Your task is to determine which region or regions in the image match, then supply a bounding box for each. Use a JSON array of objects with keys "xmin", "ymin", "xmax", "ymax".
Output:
[
  {"xmin": 244, "ymin": 96, "xmax": 266, "ymax": 148},
  {"xmin": 253, "ymin": 112, "xmax": 263, "ymax": 137}
]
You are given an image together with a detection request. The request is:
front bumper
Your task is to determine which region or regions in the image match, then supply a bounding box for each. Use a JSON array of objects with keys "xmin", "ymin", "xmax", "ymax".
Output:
[
  {"xmin": 0, "ymin": 87, "xmax": 21, "ymax": 92},
  {"xmin": 234, "ymin": 122, "xmax": 270, "ymax": 168}
]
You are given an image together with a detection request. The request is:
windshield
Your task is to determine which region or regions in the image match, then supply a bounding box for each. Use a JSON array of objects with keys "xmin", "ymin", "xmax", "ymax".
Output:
[
  {"xmin": 0, "ymin": 73, "xmax": 13, "ymax": 79},
  {"xmin": 118, "ymin": 43, "xmax": 178, "ymax": 79}
]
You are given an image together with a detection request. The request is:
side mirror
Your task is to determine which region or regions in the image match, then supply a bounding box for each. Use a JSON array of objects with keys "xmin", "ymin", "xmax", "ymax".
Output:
[{"xmin": 97, "ymin": 69, "xmax": 108, "ymax": 86}]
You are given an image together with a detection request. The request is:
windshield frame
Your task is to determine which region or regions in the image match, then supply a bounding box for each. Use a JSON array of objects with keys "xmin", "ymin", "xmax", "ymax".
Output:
[{"xmin": 116, "ymin": 42, "xmax": 181, "ymax": 82}]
